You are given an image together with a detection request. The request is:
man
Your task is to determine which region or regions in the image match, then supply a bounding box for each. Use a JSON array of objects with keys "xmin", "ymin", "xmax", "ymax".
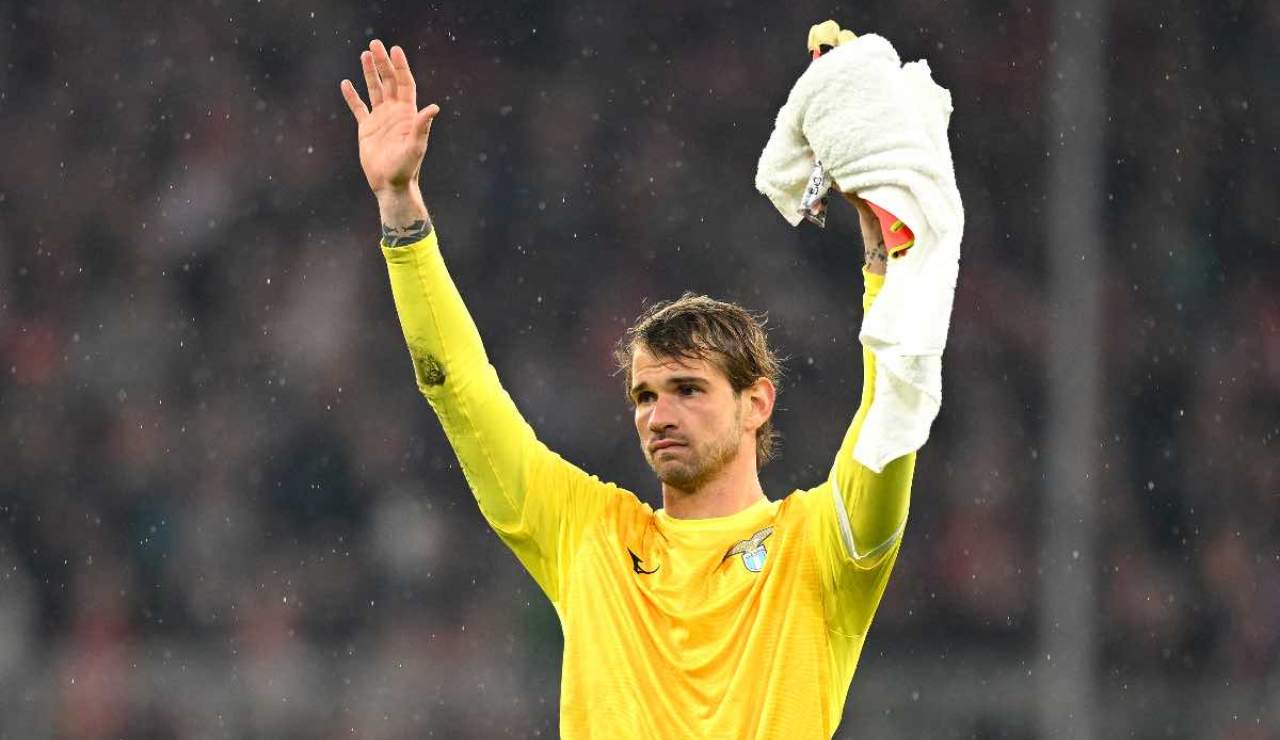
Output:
[{"xmin": 340, "ymin": 36, "xmax": 917, "ymax": 738}]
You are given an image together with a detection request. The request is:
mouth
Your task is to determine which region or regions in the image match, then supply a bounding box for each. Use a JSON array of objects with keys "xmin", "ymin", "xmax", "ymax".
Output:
[{"xmin": 648, "ymin": 439, "xmax": 685, "ymax": 453}]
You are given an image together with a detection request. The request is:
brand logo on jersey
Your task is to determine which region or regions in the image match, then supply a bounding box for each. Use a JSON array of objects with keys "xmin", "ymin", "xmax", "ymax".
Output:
[
  {"xmin": 723, "ymin": 526, "xmax": 774, "ymax": 573},
  {"xmin": 628, "ymin": 548, "xmax": 659, "ymax": 574}
]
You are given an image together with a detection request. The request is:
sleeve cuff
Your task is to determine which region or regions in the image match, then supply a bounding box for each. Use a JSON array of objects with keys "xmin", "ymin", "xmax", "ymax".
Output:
[
  {"xmin": 381, "ymin": 231, "xmax": 439, "ymax": 263},
  {"xmin": 861, "ymin": 267, "xmax": 885, "ymax": 309}
]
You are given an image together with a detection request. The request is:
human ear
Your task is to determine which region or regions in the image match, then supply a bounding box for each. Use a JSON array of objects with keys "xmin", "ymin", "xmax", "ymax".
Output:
[{"xmin": 743, "ymin": 377, "xmax": 776, "ymax": 431}]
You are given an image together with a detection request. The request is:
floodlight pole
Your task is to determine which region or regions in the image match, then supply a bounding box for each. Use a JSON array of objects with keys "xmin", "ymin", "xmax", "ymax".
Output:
[{"xmin": 1040, "ymin": 0, "xmax": 1109, "ymax": 737}]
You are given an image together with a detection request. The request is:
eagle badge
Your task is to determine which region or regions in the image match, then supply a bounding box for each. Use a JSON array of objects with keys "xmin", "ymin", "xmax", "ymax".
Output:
[{"xmin": 724, "ymin": 526, "xmax": 774, "ymax": 573}]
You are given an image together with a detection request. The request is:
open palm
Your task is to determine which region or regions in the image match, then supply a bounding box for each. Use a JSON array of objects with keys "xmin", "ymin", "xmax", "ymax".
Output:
[{"xmin": 340, "ymin": 40, "xmax": 441, "ymax": 196}]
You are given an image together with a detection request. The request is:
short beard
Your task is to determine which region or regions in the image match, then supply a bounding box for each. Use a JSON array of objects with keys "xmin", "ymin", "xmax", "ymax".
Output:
[{"xmin": 647, "ymin": 406, "xmax": 743, "ymax": 493}]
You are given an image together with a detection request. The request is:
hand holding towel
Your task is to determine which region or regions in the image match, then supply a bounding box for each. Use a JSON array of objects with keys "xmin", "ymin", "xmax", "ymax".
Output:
[{"xmin": 755, "ymin": 33, "xmax": 964, "ymax": 473}]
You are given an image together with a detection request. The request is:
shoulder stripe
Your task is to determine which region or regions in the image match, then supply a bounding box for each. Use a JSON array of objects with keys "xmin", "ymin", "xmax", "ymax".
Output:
[{"xmin": 828, "ymin": 472, "xmax": 904, "ymax": 561}]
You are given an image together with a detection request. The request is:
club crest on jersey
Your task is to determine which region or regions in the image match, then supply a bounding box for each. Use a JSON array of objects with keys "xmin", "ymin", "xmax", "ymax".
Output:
[{"xmin": 724, "ymin": 526, "xmax": 774, "ymax": 573}]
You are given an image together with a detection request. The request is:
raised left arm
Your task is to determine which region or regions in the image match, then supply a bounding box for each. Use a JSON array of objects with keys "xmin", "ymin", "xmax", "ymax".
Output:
[
  {"xmin": 825, "ymin": 250, "xmax": 915, "ymax": 570},
  {"xmin": 846, "ymin": 193, "xmax": 888, "ymax": 276}
]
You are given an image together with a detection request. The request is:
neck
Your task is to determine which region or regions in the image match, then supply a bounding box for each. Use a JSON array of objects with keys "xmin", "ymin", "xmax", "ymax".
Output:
[{"xmin": 661, "ymin": 451, "xmax": 766, "ymax": 519}]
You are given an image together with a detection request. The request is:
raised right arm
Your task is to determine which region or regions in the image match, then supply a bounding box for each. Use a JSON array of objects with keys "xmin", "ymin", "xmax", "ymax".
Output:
[{"xmin": 341, "ymin": 40, "xmax": 619, "ymax": 604}]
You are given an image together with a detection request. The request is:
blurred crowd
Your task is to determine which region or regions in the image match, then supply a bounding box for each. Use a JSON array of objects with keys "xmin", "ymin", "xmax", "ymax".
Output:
[{"xmin": 1, "ymin": 0, "xmax": 1275, "ymax": 737}]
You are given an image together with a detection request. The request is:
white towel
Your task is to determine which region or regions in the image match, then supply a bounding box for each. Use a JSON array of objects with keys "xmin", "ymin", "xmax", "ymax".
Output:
[{"xmin": 755, "ymin": 34, "xmax": 964, "ymax": 473}]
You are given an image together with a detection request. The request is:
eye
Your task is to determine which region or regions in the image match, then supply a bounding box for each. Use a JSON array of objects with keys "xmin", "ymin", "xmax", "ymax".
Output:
[
  {"xmin": 635, "ymin": 390, "xmax": 656, "ymax": 405},
  {"xmin": 678, "ymin": 384, "xmax": 700, "ymax": 397}
]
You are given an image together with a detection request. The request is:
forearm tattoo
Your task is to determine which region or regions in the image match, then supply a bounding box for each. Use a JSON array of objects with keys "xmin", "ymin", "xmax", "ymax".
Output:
[
  {"xmin": 865, "ymin": 233, "xmax": 888, "ymax": 270},
  {"xmin": 381, "ymin": 218, "xmax": 434, "ymax": 247}
]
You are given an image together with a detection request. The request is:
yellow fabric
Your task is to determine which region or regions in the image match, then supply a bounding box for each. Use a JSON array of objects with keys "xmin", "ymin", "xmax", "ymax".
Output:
[
  {"xmin": 383, "ymin": 232, "xmax": 915, "ymax": 739},
  {"xmin": 807, "ymin": 20, "xmax": 858, "ymax": 52}
]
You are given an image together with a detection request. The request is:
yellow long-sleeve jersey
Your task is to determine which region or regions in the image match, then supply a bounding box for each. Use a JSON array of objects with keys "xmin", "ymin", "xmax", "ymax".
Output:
[{"xmin": 383, "ymin": 231, "xmax": 915, "ymax": 739}]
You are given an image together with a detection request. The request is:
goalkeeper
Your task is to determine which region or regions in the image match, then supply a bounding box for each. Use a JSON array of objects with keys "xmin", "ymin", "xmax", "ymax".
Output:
[{"xmin": 340, "ymin": 27, "xmax": 921, "ymax": 738}]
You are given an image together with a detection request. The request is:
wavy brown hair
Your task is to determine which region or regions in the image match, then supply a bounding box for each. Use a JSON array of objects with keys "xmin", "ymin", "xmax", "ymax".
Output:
[{"xmin": 614, "ymin": 293, "xmax": 783, "ymax": 469}]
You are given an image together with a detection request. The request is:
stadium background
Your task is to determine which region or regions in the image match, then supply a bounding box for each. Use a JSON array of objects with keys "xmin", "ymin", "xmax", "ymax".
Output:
[{"xmin": 0, "ymin": 1, "xmax": 1275, "ymax": 737}]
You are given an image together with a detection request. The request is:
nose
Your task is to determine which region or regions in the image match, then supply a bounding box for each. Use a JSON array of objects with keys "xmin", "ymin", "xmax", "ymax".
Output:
[{"xmin": 647, "ymin": 394, "xmax": 677, "ymax": 434}]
